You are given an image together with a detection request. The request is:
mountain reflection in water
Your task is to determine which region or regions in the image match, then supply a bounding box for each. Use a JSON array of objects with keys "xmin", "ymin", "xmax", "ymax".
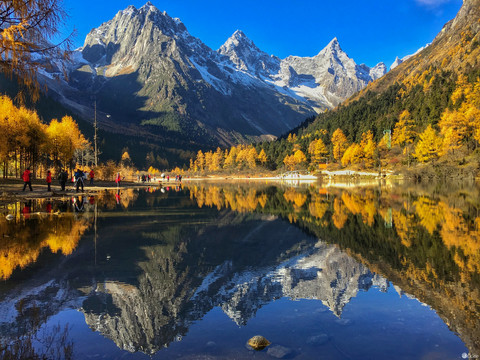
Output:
[{"xmin": 0, "ymin": 182, "xmax": 477, "ymax": 359}]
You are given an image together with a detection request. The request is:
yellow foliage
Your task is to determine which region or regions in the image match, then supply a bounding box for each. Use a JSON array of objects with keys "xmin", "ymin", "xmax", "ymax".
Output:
[
  {"xmin": 332, "ymin": 198, "xmax": 348, "ymax": 229},
  {"xmin": 283, "ymin": 150, "xmax": 307, "ymax": 171},
  {"xmin": 331, "ymin": 128, "xmax": 348, "ymax": 162},
  {"xmin": 341, "ymin": 143, "xmax": 362, "ymax": 166},
  {"xmin": 0, "ymin": 214, "xmax": 90, "ymax": 280},
  {"xmin": 308, "ymin": 194, "xmax": 328, "ymax": 219},
  {"xmin": 284, "ymin": 189, "xmax": 307, "ymax": 210},
  {"xmin": 341, "ymin": 192, "xmax": 375, "ymax": 226},
  {"xmin": 308, "ymin": 138, "xmax": 328, "ymax": 168},
  {"xmin": 413, "ymin": 197, "xmax": 444, "ymax": 234},
  {"xmin": 392, "ymin": 110, "xmax": 416, "ymax": 147},
  {"xmin": 413, "ymin": 125, "xmax": 442, "ymax": 163}
]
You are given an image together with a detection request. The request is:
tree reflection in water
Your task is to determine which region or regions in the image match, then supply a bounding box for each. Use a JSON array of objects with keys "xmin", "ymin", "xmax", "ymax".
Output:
[
  {"xmin": 186, "ymin": 181, "xmax": 480, "ymax": 354},
  {"xmin": 0, "ymin": 183, "xmax": 477, "ymax": 358}
]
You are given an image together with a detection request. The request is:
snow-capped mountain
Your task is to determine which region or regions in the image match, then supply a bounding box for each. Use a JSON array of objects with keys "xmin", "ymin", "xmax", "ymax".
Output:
[
  {"xmin": 219, "ymin": 35, "xmax": 387, "ymax": 111},
  {"xmin": 46, "ymin": 2, "xmax": 386, "ymax": 147},
  {"xmin": 390, "ymin": 44, "xmax": 430, "ymax": 70}
]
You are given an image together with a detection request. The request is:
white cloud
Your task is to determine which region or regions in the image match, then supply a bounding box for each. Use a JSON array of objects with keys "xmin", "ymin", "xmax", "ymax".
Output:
[{"xmin": 415, "ymin": 0, "xmax": 451, "ymax": 7}]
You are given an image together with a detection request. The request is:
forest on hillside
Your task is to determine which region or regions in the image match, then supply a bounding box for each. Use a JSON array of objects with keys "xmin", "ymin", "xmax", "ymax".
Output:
[{"xmin": 185, "ymin": 59, "xmax": 480, "ymax": 176}]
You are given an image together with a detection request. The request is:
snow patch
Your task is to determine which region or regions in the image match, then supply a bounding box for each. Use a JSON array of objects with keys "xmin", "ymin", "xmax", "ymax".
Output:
[{"xmin": 189, "ymin": 57, "xmax": 231, "ymax": 95}]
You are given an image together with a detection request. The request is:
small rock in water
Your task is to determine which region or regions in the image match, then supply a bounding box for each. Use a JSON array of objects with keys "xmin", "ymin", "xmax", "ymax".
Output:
[
  {"xmin": 267, "ymin": 345, "xmax": 293, "ymax": 359},
  {"xmin": 247, "ymin": 335, "xmax": 271, "ymax": 351},
  {"xmin": 306, "ymin": 333, "xmax": 329, "ymax": 345}
]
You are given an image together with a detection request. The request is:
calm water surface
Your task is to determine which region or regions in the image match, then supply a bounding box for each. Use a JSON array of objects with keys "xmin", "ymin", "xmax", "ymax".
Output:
[{"xmin": 0, "ymin": 181, "xmax": 478, "ymax": 359}]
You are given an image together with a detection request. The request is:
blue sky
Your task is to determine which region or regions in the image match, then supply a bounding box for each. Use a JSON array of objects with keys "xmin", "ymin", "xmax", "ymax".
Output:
[{"xmin": 61, "ymin": 0, "xmax": 462, "ymax": 68}]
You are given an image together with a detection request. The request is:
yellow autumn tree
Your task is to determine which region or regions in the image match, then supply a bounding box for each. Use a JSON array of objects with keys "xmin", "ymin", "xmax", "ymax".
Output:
[
  {"xmin": 121, "ymin": 151, "xmax": 132, "ymax": 167},
  {"xmin": 439, "ymin": 76, "xmax": 480, "ymax": 151},
  {"xmin": 413, "ymin": 125, "xmax": 443, "ymax": 163},
  {"xmin": 331, "ymin": 128, "xmax": 348, "ymax": 162},
  {"xmin": 224, "ymin": 146, "xmax": 237, "ymax": 169},
  {"xmin": 247, "ymin": 146, "xmax": 258, "ymax": 169},
  {"xmin": 257, "ymin": 148, "xmax": 268, "ymax": 166},
  {"xmin": 283, "ymin": 150, "xmax": 307, "ymax": 171},
  {"xmin": 341, "ymin": 143, "xmax": 363, "ymax": 166},
  {"xmin": 0, "ymin": 0, "xmax": 73, "ymax": 101},
  {"xmin": 360, "ymin": 131, "xmax": 376, "ymax": 168},
  {"xmin": 210, "ymin": 147, "xmax": 224, "ymax": 171},
  {"xmin": 194, "ymin": 150, "xmax": 205, "ymax": 172},
  {"xmin": 204, "ymin": 151, "xmax": 213, "ymax": 171},
  {"xmin": 308, "ymin": 138, "xmax": 328, "ymax": 169},
  {"xmin": 47, "ymin": 115, "xmax": 86, "ymax": 170},
  {"xmin": 392, "ymin": 110, "xmax": 416, "ymax": 147}
]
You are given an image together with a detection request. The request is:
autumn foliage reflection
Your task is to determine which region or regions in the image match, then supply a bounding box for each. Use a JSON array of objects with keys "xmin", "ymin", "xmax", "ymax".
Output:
[
  {"xmin": 0, "ymin": 200, "xmax": 91, "ymax": 280},
  {"xmin": 185, "ymin": 183, "xmax": 480, "ymax": 284}
]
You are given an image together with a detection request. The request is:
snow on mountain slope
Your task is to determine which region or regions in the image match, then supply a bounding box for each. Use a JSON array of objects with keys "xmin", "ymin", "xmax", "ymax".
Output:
[
  {"xmin": 55, "ymin": 2, "xmax": 387, "ymax": 146},
  {"xmin": 390, "ymin": 44, "xmax": 431, "ymax": 70}
]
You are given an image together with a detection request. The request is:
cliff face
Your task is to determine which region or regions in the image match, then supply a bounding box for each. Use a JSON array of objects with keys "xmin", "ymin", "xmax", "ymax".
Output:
[{"xmin": 43, "ymin": 2, "xmax": 388, "ymax": 148}]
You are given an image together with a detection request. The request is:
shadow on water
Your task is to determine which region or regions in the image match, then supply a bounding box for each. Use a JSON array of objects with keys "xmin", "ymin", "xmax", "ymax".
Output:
[{"xmin": 0, "ymin": 182, "xmax": 478, "ymax": 358}]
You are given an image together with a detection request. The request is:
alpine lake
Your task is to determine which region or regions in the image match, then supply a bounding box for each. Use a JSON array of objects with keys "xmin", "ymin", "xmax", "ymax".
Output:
[{"xmin": 0, "ymin": 179, "xmax": 478, "ymax": 360}]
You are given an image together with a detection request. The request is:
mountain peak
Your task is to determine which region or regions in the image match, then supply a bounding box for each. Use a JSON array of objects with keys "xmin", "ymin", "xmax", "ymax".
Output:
[
  {"xmin": 122, "ymin": 5, "xmax": 138, "ymax": 16},
  {"xmin": 219, "ymin": 30, "xmax": 258, "ymax": 55},
  {"xmin": 328, "ymin": 37, "xmax": 341, "ymax": 48},
  {"xmin": 218, "ymin": 30, "xmax": 279, "ymax": 75},
  {"xmin": 232, "ymin": 30, "xmax": 247, "ymax": 39},
  {"xmin": 224, "ymin": 30, "xmax": 255, "ymax": 48},
  {"xmin": 141, "ymin": 1, "xmax": 155, "ymax": 9}
]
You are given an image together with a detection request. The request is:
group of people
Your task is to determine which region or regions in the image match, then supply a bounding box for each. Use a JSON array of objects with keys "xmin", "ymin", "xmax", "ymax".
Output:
[
  {"xmin": 137, "ymin": 173, "xmax": 183, "ymax": 183},
  {"xmin": 22, "ymin": 168, "xmax": 97, "ymax": 193}
]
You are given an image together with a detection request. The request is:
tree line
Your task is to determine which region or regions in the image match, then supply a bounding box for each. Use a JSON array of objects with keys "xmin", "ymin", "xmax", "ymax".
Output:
[
  {"xmin": 185, "ymin": 62, "xmax": 480, "ymax": 174},
  {"xmin": 0, "ymin": 94, "xmax": 88, "ymax": 178}
]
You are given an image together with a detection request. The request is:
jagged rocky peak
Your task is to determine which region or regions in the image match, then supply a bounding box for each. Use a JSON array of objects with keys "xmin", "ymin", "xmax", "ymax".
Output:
[
  {"xmin": 81, "ymin": 1, "xmax": 188, "ymax": 64},
  {"xmin": 390, "ymin": 43, "xmax": 430, "ymax": 70},
  {"xmin": 218, "ymin": 30, "xmax": 279, "ymax": 74},
  {"xmin": 370, "ymin": 62, "xmax": 387, "ymax": 80},
  {"xmin": 221, "ymin": 30, "xmax": 256, "ymax": 51},
  {"xmin": 323, "ymin": 37, "xmax": 341, "ymax": 52},
  {"xmin": 390, "ymin": 56, "xmax": 402, "ymax": 70},
  {"xmin": 315, "ymin": 37, "xmax": 349, "ymax": 60}
]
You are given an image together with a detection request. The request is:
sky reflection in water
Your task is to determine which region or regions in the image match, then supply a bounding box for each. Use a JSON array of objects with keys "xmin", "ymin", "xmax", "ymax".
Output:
[{"xmin": 0, "ymin": 182, "xmax": 476, "ymax": 359}]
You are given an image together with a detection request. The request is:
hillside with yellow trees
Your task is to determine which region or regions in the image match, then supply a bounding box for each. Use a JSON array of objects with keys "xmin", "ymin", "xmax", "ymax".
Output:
[
  {"xmin": 184, "ymin": 0, "xmax": 480, "ymax": 178},
  {"xmin": 274, "ymin": 0, "xmax": 480, "ymax": 177}
]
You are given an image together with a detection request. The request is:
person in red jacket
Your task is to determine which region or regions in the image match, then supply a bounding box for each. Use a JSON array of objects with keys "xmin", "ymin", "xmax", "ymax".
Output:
[
  {"xmin": 22, "ymin": 168, "xmax": 32, "ymax": 191},
  {"xmin": 115, "ymin": 172, "xmax": 121, "ymax": 188},
  {"xmin": 46, "ymin": 170, "xmax": 52, "ymax": 192},
  {"xmin": 89, "ymin": 169, "xmax": 95, "ymax": 185}
]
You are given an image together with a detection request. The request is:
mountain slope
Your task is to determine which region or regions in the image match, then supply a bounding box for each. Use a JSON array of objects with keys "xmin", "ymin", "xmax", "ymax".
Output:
[
  {"xmin": 288, "ymin": 0, "xmax": 478, "ymax": 145},
  {"xmin": 40, "ymin": 2, "xmax": 386, "ymax": 156},
  {"xmin": 356, "ymin": 0, "xmax": 479, "ymax": 98}
]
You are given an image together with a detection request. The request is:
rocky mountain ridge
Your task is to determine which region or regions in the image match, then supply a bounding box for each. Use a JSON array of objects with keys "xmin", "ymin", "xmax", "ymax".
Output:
[{"xmin": 44, "ymin": 2, "xmax": 386, "ymax": 148}]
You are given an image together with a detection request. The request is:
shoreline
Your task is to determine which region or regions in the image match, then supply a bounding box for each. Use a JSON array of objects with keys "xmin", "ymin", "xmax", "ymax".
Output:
[
  {"xmin": 0, "ymin": 170, "xmax": 398, "ymax": 201},
  {"xmin": 0, "ymin": 179, "xmax": 162, "ymax": 202}
]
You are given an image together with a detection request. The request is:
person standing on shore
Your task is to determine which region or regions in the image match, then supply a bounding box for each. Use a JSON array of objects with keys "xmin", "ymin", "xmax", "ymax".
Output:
[
  {"xmin": 89, "ymin": 169, "xmax": 95, "ymax": 185},
  {"xmin": 22, "ymin": 168, "xmax": 33, "ymax": 191},
  {"xmin": 115, "ymin": 172, "xmax": 121, "ymax": 188},
  {"xmin": 75, "ymin": 168, "xmax": 85, "ymax": 193},
  {"xmin": 58, "ymin": 169, "xmax": 68, "ymax": 191},
  {"xmin": 46, "ymin": 170, "xmax": 52, "ymax": 192}
]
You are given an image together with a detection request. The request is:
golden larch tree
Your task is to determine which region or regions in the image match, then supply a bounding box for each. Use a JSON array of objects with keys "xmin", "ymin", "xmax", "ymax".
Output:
[
  {"xmin": 0, "ymin": 0, "xmax": 73, "ymax": 100},
  {"xmin": 413, "ymin": 125, "xmax": 443, "ymax": 163},
  {"xmin": 331, "ymin": 128, "xmax": 348, "ymax": 162}
]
